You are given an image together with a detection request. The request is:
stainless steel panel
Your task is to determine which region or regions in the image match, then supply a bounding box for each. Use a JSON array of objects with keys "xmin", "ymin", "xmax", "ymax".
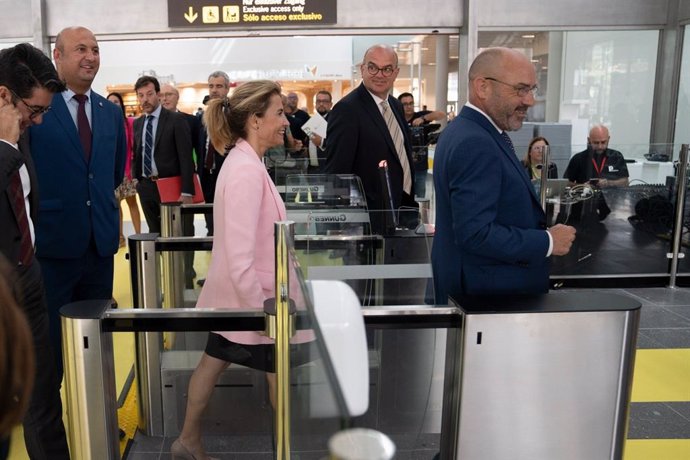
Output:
[
  {"xmin": 62, "ymin": 314, "xmax": 119, "ymax": 460},
  {"xmin": 456, "ymin": 310, "xmax": 638, "ymax": 460}
]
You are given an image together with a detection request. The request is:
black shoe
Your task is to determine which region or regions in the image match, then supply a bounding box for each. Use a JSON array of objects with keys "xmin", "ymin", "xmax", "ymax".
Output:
[
  {"xmin": 197, "ymin": 278, "xmax": 206, "ymax": 287},
  {"xmin": 111, "ymin": 297, "xmax": 118, "ymax": 308}
]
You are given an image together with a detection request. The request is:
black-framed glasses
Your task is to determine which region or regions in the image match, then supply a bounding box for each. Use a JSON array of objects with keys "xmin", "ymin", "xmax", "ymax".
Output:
[
  {"xmin": 9, "ymin": 88, "xmax": 51, "ymax": 120},
  {"xmin": 365, "ymin": 62, "xmax": 396, "ymax": 77},
  {"xmin": 484, "ymin": 77, "xmax": 538, "ymax": 97},
  {"xmin": 315, "ymin": 99, "xmax": 331, "ymax": 104}
]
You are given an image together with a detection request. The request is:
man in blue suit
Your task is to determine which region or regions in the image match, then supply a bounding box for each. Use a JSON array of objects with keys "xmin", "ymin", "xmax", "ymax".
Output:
[
  {"xmin": 29, "ymin": 26, "xmax": 126, "ymax": 376},
  {"xmin": 432, "ymin": 47, "xmax": 576, "ymax": 303}
]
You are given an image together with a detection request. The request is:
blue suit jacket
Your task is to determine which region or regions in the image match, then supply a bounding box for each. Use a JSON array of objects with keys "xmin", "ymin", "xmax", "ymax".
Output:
[
  {"xmin": 431, "ymin": 106, "xmax": 550, "ymax": 303},
  {"xmin": 29, "ymin": 91, "xmax": 126, "ymax": 259}
]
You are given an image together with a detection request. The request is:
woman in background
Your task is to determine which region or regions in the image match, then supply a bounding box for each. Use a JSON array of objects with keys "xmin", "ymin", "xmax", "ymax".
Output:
[
  {"xmin": 172, "ymin": 80, "xmax": 311, "ymax": 460},
  {"xmin": 107, "ymin": 92, "xmax": 141, "ymax": 246},
  {"xmin": 522, "ymin": 136, "xmax": 558, "ymax": 179}
]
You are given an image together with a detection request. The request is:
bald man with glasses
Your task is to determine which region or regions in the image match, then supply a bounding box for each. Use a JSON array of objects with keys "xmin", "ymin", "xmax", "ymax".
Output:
[
  {"xmin": 432, "ymin": 47, "xmax": 576, "ymax": 303},
  {"xmin": 324, "ymin": 44, "xmax": 418, "ymax": 222}
]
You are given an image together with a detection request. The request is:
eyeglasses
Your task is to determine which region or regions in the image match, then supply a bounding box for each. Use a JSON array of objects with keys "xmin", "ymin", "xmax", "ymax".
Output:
[
  {"xmin": 9, "ymin": 88, "xmax": 51, "ymax": 120},
  {"xmin": 401, "ymin": 102, "xmax": 415, "ymax": 107},
  {"xmin": 365, "ymin": 62, "xmax": 396, "ymax": 77},
  {"xmin": 315, "ymin": 99, "xmax": 331, "ymax": 104},
  {"xmin": 484, "ymin": 77, "xmax": 538, "ymax": 97}
]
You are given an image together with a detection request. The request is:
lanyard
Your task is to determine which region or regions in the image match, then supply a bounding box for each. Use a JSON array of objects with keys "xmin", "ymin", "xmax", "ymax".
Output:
[{"xmin": 591, "ymin": 155, "xmax": 607, "ymax": 177}]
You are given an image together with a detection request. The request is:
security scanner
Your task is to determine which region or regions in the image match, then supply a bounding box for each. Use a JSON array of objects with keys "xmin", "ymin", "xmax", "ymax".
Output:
[
  {"xmin": 284, "ymin": 173, "xmax": 432, "ymax": 306},
  {"xmin": 284, "ymin": 173, "xmax": 370, "ymax": 236}
]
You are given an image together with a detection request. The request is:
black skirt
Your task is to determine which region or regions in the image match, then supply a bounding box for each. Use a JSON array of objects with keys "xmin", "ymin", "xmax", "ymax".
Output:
[{"xmin": 204, "ymin": 332, "xmax": 315, "ymax": 373}]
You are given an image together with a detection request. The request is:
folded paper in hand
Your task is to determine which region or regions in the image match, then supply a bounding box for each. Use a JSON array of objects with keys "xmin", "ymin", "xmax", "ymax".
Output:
[
  {"xmin": 301, "ymin": 111, "xmax": 327, "ymax": 138},
  {"xmin": 156, "ymin": 174, "xmax": 205, "ymax": 203}
]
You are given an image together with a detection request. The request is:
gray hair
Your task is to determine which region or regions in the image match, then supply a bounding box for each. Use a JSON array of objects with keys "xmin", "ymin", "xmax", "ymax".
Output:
[{"xmin": 208, "ymin": 70, "xmax": 230, "ymax": 85}]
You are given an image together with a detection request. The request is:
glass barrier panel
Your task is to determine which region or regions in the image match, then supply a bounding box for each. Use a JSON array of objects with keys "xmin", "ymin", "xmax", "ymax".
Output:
[
  {"xmin": 539, "ymin": 143, "xmax": 675, "ymax": 278},
  {"xmin": 346, "ymin": 326, "xmax": 446, "ymax": 458},
  {"xmin": 285, "ymin": 231, "xmax": 353, "ymax": 456},
  {"xmin": 286, "ymin": 205, "xmax": 434, "ymax": 307}
]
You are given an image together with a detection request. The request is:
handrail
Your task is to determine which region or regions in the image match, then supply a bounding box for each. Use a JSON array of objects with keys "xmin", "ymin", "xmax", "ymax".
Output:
[
  {"xmin": 272, "ymin": 221, "xmax": 296, "ymax": 459},
  {"xmin": 668, "ymin": 143, "xmax": 689, "ymax": 287}
]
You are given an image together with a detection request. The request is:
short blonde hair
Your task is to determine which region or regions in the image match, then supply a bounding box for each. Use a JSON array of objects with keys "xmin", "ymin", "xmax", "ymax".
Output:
[{"xmin": 203, "ymin": 80, "xmax": 282, "ymax": 152}]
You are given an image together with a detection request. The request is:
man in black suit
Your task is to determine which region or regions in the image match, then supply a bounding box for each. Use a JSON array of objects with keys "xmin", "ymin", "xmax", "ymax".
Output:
[
  {"xmin": 324, "ymin": 45, "xmax": 417, "ymax": 219},
  {"xmin": 305, "ymin": 90, "xmax": 332, "ymax": 172},
  {"xmin": 160, "ymin": 83, "xmax": 200, "ymax": 286},
  {"xmin": 133, "ymin": 76, "xmax": 194, "ymax": 234},
  {"xmin": 0, "ymin": 43, "xmax": 70, "ymax": 460},
  {"xmin": 285, "ymin": 91, "xmax": 310, "ymax": 145},
  {"xmin": 198, "ymin": 71, "xmax": 230, "ymax": 236},
  {"xmin": 161, "ymin": 83, "xmax": 201, "ymax": 161}
]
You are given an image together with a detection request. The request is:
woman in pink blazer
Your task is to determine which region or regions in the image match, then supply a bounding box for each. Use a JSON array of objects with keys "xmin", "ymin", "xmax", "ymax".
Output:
[{"xmin": 172, "ymin": 81, "xmax": 305, "ymax": 460}]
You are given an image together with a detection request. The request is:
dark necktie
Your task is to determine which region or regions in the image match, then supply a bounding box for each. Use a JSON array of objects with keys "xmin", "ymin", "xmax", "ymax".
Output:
[
  {"xmin": 500, "ymin": 131, "xmax": 516, "ymax": 156},
  {"xmin": 380, "ymin": 100, "xmax": 412, "ymax": 194},
  {"xmin": 205, "ymin": 135, "xmax": 216, "ymax": 171},
  {"xmin": 9, "ymin": 171, "xmax": 33, "ymax": 266},
  {"xmin": 144, "ymin": 115, "xmax": 154, "ymax": 177},
  {"xmin": 73, "ymin": 94, "xmax": 91, "ymax": 162}
]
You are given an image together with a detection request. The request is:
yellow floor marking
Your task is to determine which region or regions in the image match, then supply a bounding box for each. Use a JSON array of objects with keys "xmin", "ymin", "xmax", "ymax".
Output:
[
  {"xmin": 625, "ymin": 439, "xmax": 690, "ymax": 460},
  {"xmin": 118, "ymin": 377, "xmax": 139, "ymax": 455},
  {"xmin": 631, "ymin": 349, "xmax": 690, "ymax": 402}
]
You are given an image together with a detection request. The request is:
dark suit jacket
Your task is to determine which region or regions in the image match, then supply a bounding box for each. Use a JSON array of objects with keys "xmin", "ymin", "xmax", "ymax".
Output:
[
  {"xmin": 132, "ymin": 107, "xmax": 195, "ymax": 194},
  {"xmin": 197, "ymin": 125, "xmax": 227, "ymax": 179},
  {"xmin": 324, "ymin": 83, "xmax": 416, "ymax": 211},
  {"xmin": 29, "ymin": 92, "xmax": 127, "ymax": 258},
  {"xmin": 431, "ymin": 105, "xmax": 550, "ymax": 303},
  {"xmin": 179, "ymin": 111, "xmax": 201, "ymax": 162},
  {"xmin": 0, "ymin": 137, "xmax": 38, "ymax": 265}
]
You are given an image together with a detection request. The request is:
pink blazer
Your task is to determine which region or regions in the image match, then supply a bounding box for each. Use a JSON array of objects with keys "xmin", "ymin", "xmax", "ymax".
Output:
[{"xmin": 196, "ymin": 139, "xmax": 303, "ymax": 344}]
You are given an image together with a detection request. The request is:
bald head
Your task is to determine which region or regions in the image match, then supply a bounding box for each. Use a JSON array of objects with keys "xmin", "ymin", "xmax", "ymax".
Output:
[
  {"xmin": 360, "ymin": 44, "xmax": 399, "ymax": 99},
  {"xmin": 362, "ymin": 45, "xmax": 398, "ymax": 67},
  {"xmin": 53, "ymin": 26, "xmax": 99, "ymax": 94},
  {"xmin": 588, "ymin": 125, "xmax": 611, "ymax": 155},
  {"xmin": 469, "ymin": 47, "xmax": 532, "ymax": 88},
  {"xmin": 467, "ymin": 47, "xmax": 536, "ymax": 131},
  {"xmin": 160, "ymin": 84, "xmax": 180, "ymax": 111}
]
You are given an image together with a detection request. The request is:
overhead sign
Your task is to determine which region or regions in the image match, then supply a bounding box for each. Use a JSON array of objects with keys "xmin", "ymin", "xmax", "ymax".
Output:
[{"xmin": 168, "ymin": 0, "xmax": 337, "ymax": 28}]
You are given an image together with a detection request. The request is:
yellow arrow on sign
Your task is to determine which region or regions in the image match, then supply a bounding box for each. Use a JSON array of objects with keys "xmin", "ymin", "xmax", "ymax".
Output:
[{"xmin": 184, "ymin": 6, "xmax": 198, "ymax": 23}]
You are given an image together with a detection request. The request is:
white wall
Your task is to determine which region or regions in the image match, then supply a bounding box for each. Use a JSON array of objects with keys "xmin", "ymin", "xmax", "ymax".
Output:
[{"xmin": 93, "ymin": 36, "xmax": 354, "ymax": 94}]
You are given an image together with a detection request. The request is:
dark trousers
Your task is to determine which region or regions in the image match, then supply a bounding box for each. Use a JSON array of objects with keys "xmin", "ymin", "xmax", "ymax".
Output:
[
  {"xmin": 15, "ymin": 260, "xmax": 70, "ymax": 459},
  {"xmin": 136, "ymin": 178, "xmax": 162, "ymax": 234},
  {"xmin": 200, "ymin": 169, "xmax": 218, "ymax": 236},
  {"xmin": 39, "ymin": 243, "xmax": 114, "ymax": 379}
]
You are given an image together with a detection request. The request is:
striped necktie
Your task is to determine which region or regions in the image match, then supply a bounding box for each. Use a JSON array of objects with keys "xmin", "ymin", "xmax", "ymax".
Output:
[
  {"xmin": 144, "ymin": 115, "xmax": 154, "ymax": 177},
  {"xmin": 381, "ymin": 100, "xmax": 412, "ymax": 195}
]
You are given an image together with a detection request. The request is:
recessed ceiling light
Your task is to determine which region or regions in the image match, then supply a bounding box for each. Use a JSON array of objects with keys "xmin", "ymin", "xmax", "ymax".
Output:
[{"xmin": 522, "ymin": 34, "xmax": 536, "ymax": 39}]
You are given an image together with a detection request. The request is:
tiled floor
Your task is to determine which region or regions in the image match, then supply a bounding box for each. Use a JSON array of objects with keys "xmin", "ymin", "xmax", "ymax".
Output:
[{"xmin": 117, "ymin": 286, "xmax": 690, "ymax": 459}]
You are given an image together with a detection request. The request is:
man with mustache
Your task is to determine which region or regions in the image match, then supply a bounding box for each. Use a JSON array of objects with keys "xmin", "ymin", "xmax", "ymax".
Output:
[
  {"xmin": 132, "ymin": 76, "xmax": 194, "ymax": 235},
  {"xmin": 432, "ymin": 47, "xmax": 576, "ymax": 302}
]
